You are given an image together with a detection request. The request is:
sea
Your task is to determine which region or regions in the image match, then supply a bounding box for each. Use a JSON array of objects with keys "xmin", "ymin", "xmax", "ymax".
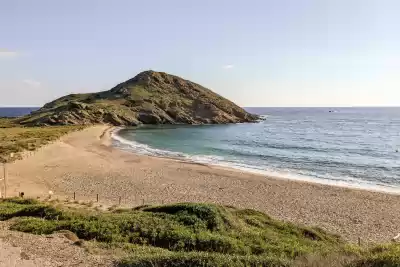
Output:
[
  {"xmin": 2, "ymin": 107, "xmax": 400, "ymax": 193},
  {"xmin": 113, "ymin": 107, "xmax": 400, "ymax": 194},
  {"xmin": 0, "ymin": 107, "xmax": 39, "ymax": 117}
]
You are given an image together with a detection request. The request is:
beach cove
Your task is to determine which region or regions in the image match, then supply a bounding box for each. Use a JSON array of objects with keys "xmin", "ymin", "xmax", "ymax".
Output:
[{"xmin": 5, "ymin": 125, "xmax": 400, "ymax": 243}]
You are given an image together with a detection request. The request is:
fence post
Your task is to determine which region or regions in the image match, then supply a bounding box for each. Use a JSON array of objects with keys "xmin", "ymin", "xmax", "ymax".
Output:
[
  {"xmin": 119, "ymin": 196, "xmax": 121, "ymax": 205},
  {"xmin": 358, "ymin": 237, "xmax": 361, "ymax": 246},
  {"xmin": 73, "ymin": 192, "xmax": 76, "ymax": 200},
  {"xmin": 3, "ymin": 163, "xmax": 7, "ymax": 199},
  {"xmin": 97, "ymin": 194, "xmax": 99, "ymax": 202}
]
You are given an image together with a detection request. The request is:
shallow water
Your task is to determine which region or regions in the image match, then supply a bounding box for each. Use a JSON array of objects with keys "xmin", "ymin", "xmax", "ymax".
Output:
[{"xmin": 113, "ymin": 107, "xmax": 400, "ymax": 193}]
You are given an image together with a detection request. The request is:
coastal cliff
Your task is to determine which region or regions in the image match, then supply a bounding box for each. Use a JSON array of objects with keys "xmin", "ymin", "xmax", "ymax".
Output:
[{"xmin": 19, "ymin": 71, "xmax": 259, "ymax": 126}]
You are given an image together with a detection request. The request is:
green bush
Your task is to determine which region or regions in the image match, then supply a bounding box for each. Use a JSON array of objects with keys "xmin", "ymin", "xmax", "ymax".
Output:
[{"xmin": 141, "ymin": 203, "xmax": 230, "ymax": 231}]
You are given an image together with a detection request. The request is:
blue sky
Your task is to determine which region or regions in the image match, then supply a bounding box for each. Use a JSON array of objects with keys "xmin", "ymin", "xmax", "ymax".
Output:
[{"xmin": 0, "ymin": 0, "xmax": 399, "ymax": 107}]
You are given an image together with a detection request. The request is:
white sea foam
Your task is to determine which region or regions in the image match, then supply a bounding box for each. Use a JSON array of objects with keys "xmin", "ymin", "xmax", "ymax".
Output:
[
  {"xmin": 111, "ymin": 128, "xmax": 400, "ymax": 195},
  {"xmin": 112, "ymin": 129, "xmax": 186, "ymax": 158}
]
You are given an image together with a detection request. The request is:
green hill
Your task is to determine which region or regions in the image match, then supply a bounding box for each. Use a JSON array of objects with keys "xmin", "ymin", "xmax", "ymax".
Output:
[{"xmin": 19, "ymin": 71, "xmax": 259, "ymax": 126}]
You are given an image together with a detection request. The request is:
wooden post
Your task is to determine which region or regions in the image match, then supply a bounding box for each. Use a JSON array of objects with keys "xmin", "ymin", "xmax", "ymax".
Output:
[
  {"xmin": 0, "ymin": 167, "xmax": 2, "ymax": 199},
  {"xmin": 3, "ymin": 163, "xmax": 7, "ymax": 199},
  {"xmin": 73, "ymin": 192, "xmax": 76, "ymax": 200},
  {"xmin": 142, "ymin": 199, "xmax": 144, "ymax": 205},
  {"xmin": 96, "ymin": 194, "xmax": 99, "ymax": 202},
  {"xmin": 358, "ymin": 237, "xmax": 361, "ymax": 246},
  {"xmin": 119, "ymin": 197, "xmax": 121, "ymax": 205},
  {"xmin": 3, "ymin": 154, "xmax": 13, "ymax": 199}
]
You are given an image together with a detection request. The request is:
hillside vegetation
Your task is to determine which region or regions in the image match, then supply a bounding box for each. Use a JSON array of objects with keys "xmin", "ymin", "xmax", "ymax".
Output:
[
  {"xmin": 1, "ymin": 199, "xmax": 399, "ymax": 267},
  {"xmin": 0, "ymin": 119, "xmax": 84, "ymax": 162},
  {"xmin": 18, "ymin": 71, "xmax": 259, "ymax": 126}
]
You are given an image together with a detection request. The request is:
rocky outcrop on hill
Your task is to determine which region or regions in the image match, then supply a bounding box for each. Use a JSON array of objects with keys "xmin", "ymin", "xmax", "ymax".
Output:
[{"xmin": 20, "ymin": 71, "xmax": 259, "ymax": 126}]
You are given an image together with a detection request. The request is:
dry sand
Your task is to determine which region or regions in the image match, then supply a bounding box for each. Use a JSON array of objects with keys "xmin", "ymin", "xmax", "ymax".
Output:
[{"xmin": 5, "ymin": 125, "xmax": 400, "ymax": 243}]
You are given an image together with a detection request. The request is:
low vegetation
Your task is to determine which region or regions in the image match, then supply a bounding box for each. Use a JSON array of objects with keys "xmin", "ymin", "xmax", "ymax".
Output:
[
  {"xmin": 0, "ymin": 120, "xmax": 84, "ymax": 162},
  {"xmin": 0, "ymin": 198, "xmax": 398, "ymax": 266},
  {"xmin": 0, "ymin": 117, "xmax": 18, "ymax": 128}
]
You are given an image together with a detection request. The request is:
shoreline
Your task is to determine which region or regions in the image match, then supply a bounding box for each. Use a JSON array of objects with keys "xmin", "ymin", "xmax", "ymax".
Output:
[
  {"xmin": 111, "ymin": 126, "xmax": 400, "ymax": 196},
  {"xmin": 7, "ymin": 125, "xmax": 400, "ymax": 243}
]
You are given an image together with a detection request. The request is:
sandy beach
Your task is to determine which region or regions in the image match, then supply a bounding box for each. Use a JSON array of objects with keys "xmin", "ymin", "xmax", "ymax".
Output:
[{"xmin": 6, "ymin": 125, "xmax": 400, "ymax": 243}]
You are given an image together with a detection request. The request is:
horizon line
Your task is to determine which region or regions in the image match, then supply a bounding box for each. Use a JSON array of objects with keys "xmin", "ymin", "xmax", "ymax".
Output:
[{"xmin": 1, "ymin": 105, "xmax": 400, "ymax": 108}]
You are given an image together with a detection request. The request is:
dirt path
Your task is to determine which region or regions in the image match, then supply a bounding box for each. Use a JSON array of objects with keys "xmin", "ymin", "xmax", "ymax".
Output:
[{"xmin": 0, "ymin": 221, "xmax": 114, "ymax": 267}]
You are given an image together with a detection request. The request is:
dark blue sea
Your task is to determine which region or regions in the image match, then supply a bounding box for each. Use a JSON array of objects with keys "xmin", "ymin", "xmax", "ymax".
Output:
[
  {"xmin": 113, "ymin": 107, "xmax": 400, "ymax": 193},
  {"xmin": 0, "ymin": 107, "xmax": 39, "ymax": 117}
]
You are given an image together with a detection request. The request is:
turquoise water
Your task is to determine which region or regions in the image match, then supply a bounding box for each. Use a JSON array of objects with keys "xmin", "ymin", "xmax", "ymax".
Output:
[{"xmin": 113, "ymin": 107, "xmax": 400, "ymax": 193}]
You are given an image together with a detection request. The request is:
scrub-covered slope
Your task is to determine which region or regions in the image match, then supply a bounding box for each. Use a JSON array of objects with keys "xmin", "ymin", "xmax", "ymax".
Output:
[{"xmin": 20, "ymin": 71, "xmax": 258, "ymax": 126}]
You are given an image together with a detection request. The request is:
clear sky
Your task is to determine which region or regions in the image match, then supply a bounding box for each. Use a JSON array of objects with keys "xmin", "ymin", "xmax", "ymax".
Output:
[{"xmin": 0, "ymin": 0, "xmax": 399, "ymax": 107}]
